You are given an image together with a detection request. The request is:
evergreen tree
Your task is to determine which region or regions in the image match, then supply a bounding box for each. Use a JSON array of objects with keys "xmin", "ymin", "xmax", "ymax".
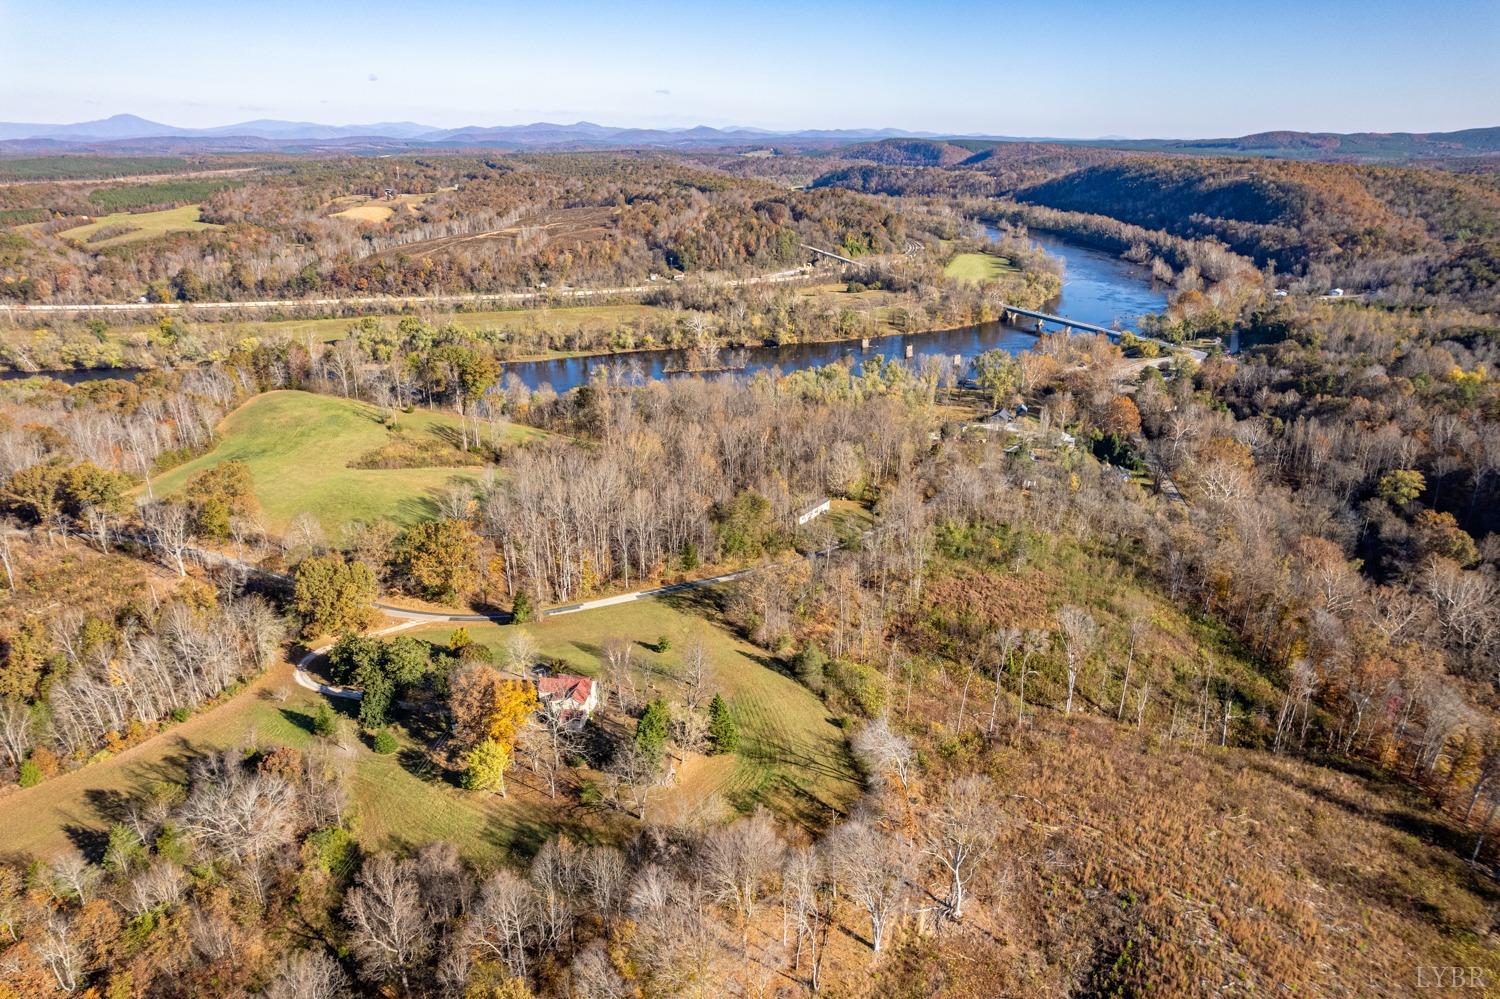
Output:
[
  {"xmin": 707, "ymin": 693, "xmax": 738, "ymax": 754},
  {"xmin": 635, "ymin": 699, "xmax": 671, "ymax": 762},
  {"xmin": 312, "ymin": 701, "xmax": 338, "ymax": 738}
]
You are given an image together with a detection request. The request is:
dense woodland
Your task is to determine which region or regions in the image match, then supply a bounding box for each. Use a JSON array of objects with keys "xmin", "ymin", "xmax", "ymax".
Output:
[
  {"xmin": 0, "ymin": 154, "xmax": 943, "ymax": 304},
  {"xmin": 0, "ymin": 147, "xmax": 1496, "ymax": 995},
  {"xmin": 815, "ymin": 140, "xmax": 1500, "ymax": 311}
]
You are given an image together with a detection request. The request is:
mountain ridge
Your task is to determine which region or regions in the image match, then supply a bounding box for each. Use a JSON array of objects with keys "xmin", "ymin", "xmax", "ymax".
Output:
[{"xmin": 0, "ymin": 114, "xmax": 1494, "ymax": 161}]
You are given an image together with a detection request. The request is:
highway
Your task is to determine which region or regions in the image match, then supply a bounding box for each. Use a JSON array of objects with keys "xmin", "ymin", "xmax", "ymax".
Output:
[{"xmin": 0, "ymin": 266, "xmax": 814, "ymax": 316}]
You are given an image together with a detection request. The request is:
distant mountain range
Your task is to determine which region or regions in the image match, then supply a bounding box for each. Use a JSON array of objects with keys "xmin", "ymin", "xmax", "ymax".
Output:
[
  {"xmin": 0, "ymin": 113, "xmax": 941, "ymax": 152},
  {"xmin": 1090, "ymin": 128, "xmax": 1500, "ymax": 162},
  {"xmin": 0, "ymin": 114, "xmax": 1494, "ymax": 162}
]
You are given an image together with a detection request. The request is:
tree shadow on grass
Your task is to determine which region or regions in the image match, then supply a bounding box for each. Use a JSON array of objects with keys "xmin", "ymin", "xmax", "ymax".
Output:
[
  {"xmin": 280, "ymin": 707, "xmax": 319, "ymax": 735},
  {"xmin": 393, "ymin": 493, "xmax": 443, "ymax": 525},
  {"xmin": 63, "ymin": 823, "xmax": 112, "ymax": 862},
  {"xmin": 742, "ymin": 649, "xmax": 796, "ymax": 681},
  {"xmin": 396, "ymin": 746, "xmax": 462, "ymax": 789},
  {"xmin": 660, "ymin": 587, "xmax": 730, "ymax": 623}
]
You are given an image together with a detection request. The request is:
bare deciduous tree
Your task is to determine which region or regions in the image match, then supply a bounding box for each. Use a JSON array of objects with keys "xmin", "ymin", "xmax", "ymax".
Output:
[
  {"xmin": 462, "ymin": 868, "xmax": 536, "ymax": 978},
  {"xmin": 265, "ymin": 949, "xmax": 353, "ymax": 999},
  {"xmin": 343, "ymin": 853, "xmax": 433, "ymax": 992},
  {"xmin": 0, "ymin": 698, "xmax": 34, "ymax": 771},
  {"xmin": 922, "ymin": 774, "xmax": 999, "ymax": 921},
  {"xmin": 1057, "ymin": 605, "xmax": 1099, "ymax": 716},
  {"xmin": 850, "ymin": 714, "xmax": 914, "ymax": 795},
  {"xmin": 824, "ymin": 821, "xmax": 912, "ymax": 953},
  {"xmin": 140, "ymin": 499, "xmax": 191, "ymax": 576},
  {"xmin": 702, "ymin": 809, "xmax": 785, "ymax": 944}
]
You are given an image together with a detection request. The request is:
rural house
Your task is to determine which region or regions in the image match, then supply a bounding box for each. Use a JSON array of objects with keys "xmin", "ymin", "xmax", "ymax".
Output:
[{"xmin": 536, "ymin": 674, "xmax": 599, "ymax": 729}]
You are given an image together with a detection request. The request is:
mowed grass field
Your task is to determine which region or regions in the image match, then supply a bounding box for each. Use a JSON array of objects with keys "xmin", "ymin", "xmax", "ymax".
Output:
[
  {"xmin": 0, "ymin": 595, "xmax": 857, "ymax": 864},
  {"xmin": 150, "ymin": 391, "xmax": 537, "ymax": 535},
  {"xmin": 409, "ymin": 594, "xmax": 861, "ymax": 831},
  {"xmin": 329, "ymin": 191, "xmax": 437, "ymax": 224},
  {"xmin": 57, "ymin": 204, "xmax": 221, "ymax": 248},
  {"xmin": 944, "ymin": 251, "xmax": 1018, "ymax": 284}
]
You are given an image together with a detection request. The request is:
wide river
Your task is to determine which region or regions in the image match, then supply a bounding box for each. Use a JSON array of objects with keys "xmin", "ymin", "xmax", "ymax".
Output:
[
  {"xmin": 496, "ymin": 232, "xmax": 1166, "ymax": 393},
  {"xmin": 1, "ymin": 233, "xmax": 1166, "ymax": 390}
]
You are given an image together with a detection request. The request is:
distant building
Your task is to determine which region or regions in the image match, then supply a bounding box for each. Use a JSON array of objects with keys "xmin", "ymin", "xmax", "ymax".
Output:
[
  {"xmin": 796, "ymin": 499, "xmax": 831, "ymax": 526},
  {"xmin": 536, "ymin": 675, "xmax": 598, "ymax": 729}
]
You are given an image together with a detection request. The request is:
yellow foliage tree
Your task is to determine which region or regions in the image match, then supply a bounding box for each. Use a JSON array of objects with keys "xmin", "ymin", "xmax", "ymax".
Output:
[{"xmin": 489, "ymin": 679, "xmax": 539, "ymax": 748}]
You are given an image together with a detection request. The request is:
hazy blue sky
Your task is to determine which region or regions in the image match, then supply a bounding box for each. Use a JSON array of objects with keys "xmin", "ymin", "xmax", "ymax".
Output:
[{"xmin": 1, "ymin": 0, "xmax": 1494, "ymax": 136}]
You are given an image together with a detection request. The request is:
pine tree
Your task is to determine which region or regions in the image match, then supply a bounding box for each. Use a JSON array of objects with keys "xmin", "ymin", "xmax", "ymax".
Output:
[
  {"xmin": 312, "ymin": 701, "xmax": 338, "ymax": 738},
  {"xmin": 635, "ymin": 699, "xmax": 671, "ymax": 762},
  {"xmin": 707, "ymin": 694, "xmax": 739, "ymax": 754}
]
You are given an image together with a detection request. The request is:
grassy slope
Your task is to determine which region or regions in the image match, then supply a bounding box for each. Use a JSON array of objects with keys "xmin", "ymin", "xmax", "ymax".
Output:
[
  {"xmin": 0, "ymin": 594, "xmax": 857, "ymax": 864},
  {"xmin": 411, "ymin": 592, "xmax": 861, "ymax": 831},
  {"xmin": 150, "ymin": 391, "xmax": 527, "ymax": 534},
  {"xmin": 58, "ymin": 204, "xmax": 220, "ymax": 247}
]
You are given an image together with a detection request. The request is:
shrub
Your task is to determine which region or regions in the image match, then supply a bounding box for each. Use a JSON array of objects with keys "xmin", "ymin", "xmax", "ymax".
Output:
[
  {"xmin": 827, "ymin": 659, "xmax": 889, "ymax": 717},
  {"xmin": 17, "ymin": 759, "xmax": 40, "ymax": 787},
  {"xmin": 372, "ymin": 728, "xmax": 399, "ymax": 754},
  {"xmin": 306, "ymin": 826, "xmax": 361, "ymax": 879}
]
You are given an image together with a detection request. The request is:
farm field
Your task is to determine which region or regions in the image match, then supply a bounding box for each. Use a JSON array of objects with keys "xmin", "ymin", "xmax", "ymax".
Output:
[
  {"xmin": 366, "ymin": 205, "xmax": 618, "ymax": 261},
  {"xmin": 944, "ymin": 250, "xmax": 1018, "ymax": 283},
  {"xmin": 57, "ymin": 204, "xmax": 221, "ymax": 247},
  {"xmin": 149, "ymin": 390, "xmax": 538, "ymax": 534}
]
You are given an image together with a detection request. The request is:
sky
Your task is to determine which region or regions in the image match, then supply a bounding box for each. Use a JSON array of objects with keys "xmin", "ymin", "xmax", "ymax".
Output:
[{"xmin": 1, "ymin": 0, "xmax": 1495, "ymax": 138}]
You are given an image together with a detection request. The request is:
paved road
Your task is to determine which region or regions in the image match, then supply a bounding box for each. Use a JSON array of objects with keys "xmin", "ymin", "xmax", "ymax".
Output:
[
  {"xmin": 0, "ymin": 267, "xmax": 813, "ymax": 316},
  {"xmin": 293, "ymin": 620, "xmax": 423, "ymax": 700}
]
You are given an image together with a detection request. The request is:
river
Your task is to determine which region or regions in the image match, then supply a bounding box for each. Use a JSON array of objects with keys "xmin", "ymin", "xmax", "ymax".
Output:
[
  {"xmin": 495, "ymin": 232, "xmax": 1167, "ymax": 392},
  {"xmin": 0, "ymin": 234, "xmax": 1166, "ymax": 391}
]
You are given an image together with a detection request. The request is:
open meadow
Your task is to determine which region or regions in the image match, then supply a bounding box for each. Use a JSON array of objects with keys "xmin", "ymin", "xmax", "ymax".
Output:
[
  {"xmin": 150, "ymin": 390, "xmax": 541, "ymax": 535},
  {"xmin": 944, "ymin": 250, "xmax": 1018, "ymax": 283},
  {"xmin": 56, "ymin": 204, "xmax": 221, "ymax": 248}
]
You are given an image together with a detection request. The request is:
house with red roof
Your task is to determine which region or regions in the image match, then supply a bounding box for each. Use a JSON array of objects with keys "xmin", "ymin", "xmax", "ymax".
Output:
[{"xmin": 535, "ymin": 674, "xmax": 599, "ymax": 729}]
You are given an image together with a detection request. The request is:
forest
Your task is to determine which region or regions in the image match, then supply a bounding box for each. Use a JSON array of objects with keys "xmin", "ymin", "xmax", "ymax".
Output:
[{"xmin": 0, "ymin": 145, "xmax": 1496, "ymax": 996}]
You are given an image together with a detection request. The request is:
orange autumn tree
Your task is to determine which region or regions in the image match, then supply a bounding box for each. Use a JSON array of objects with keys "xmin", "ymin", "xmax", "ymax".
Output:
[{"xmin": 448, "ymin": 664, "xmax": 539, "ymax": 751}]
